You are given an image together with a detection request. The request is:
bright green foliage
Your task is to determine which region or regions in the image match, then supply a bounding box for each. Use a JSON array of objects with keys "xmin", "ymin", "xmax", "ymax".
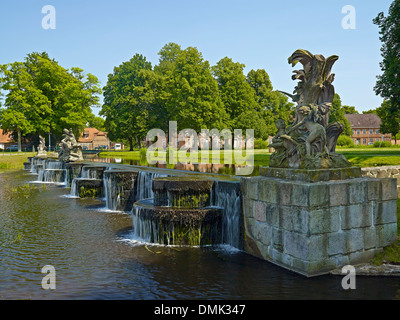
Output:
[
  {"xmin": 212, "ymin": 57, "xmax": 260, "ymax": 134},
  {"xmin": 0, "ymin": 52, "xmax": 101, "ymax": 148},
  {"xmin": 374, "ymin": 1, "xmax": 400, "ymax": 116},
  {"xmin": 157, "ymin": 44, "xmax": 228, "ymax": 132},
  {"xmin": 376, "ymin": 100, "xmax": 400, "ymax": 143},
  {"xmin": 246, "ymin": 69, "xmax": 294, "ymax": 137},
  {"xmin": 342, "ymin": 105, "xmax": 359, "ymax": 114},
  {"xmin": 101, "ymin": 54, "xmax": 153, "ymax": 150},
  {"xmin": 329, "ymin": 94, "xmax": 353, "ymax": 136},
  {"xmin": 336, "ymin": 135, "xmax": 354, "ymax": 147}
]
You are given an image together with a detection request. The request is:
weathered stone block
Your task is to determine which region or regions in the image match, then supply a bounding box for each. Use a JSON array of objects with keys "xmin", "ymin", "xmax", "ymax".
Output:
[
  {"xmin": 279, "ymin": 206, "xmax": 294, "ymax": 230},
  {"xmin": 265, "ymin": 203, "xmax": 279, "ymax": 227},
  {"xmin": 329, "ymin": 181, "xmax": 349, "ymax": 206},
  {"xmin": 291, "ymin": 183, "xmax": 310, "ymax": 207},
  {"xmin": 381, "ymin": 178, "xmax": 398, "ymax": 201},
  {"xmin": 278, "ymin": 181, "xmax": 292, "ymax": 206},
  {"xmin": 348, "ymin": 179, "xmax": 367, "ymax": 204},
  {"xmin": 349, "ymin": 249, "xmax": 379, "ymax": 265},
  {"xmin": 258, "ymin": 178, "xmax": 278, "ymax": 204},
  {"xmin": 376, "ymin": 223, "xmax": 398, "ymax": 248},
  {"xmin": 374, "ymin": 200, "xmax": 398, "ymax": 225},
  {"xmin": 254, "ymin": 201, "xmax": 266, "ymax": 222},
  {"xmin": 283, "ymin": 231, "xmax": 327, "ymax": 261},
  {"xmin": 345, "ymin": 229, "xmax": 364, "ymax": 253},
  {"xmin": 272, "ymin": 227, "xmax": 284, "ymax": 252},
  {"xmin": 292, "ymin": 207, "xmax": 309, "ymax": 234},
  {"xmin": 367, "ymin": 179, "xmax": 382, "ymax": 201},
  {"xmin": 252, "ymin": 222, "xmax": 272, "ymax": 246},
  {"xmin": 327, "ymin": 232, "xmax": 346, "ymax": 256},
  {"xmin": 247, "ymin": 177, "xmax": 260, "ymax": 201},
  {"xmin": 341, "ymin": 204, "xmax": 371, "ymax": 230},
  {"xmin": 309, "ymin": 208, "xmax": 339, "ymax": 234},
  {"xmin": 309, "ymin": 183, "xmax": 329, "ymax": 208},
  {"xmin": 364, "ymin": 228, "xmax": 377, "ymax": 250}
]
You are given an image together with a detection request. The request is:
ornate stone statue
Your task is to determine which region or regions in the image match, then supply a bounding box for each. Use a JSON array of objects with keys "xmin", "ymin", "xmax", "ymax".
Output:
[
  {"xmin": 58, "ymin": 129, "xmax": 83, "ymax": 162},
  {"xmin": 269, "ymin": 49, "xmax": 351, "ymax": 169},
  {"xmin": 36, "ymin": 135, "xmax": 47, "ymax": 158}
]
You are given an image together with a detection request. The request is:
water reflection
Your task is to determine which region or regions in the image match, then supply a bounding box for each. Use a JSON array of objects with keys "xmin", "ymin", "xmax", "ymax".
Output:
[
  {"xmin": 86, "ymin": 155, "xmax": 261, "ymax": 176},
  {"xmin": 0, "ymin": 170, "xmax": 400, "ymax": 299}
]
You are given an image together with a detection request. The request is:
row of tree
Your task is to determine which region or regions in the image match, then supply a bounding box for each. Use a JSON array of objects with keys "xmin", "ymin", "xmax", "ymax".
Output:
[
  {"xmin": 0, "ymin": 52, "xmax": 103, "ymax": 151},
  {"xmin": 100, "ymin": 43, "xmax": 295, "ymax": 150},
  {"xmin": 1, "ymin": 0, "xmax": 400, "ymax": 153}
]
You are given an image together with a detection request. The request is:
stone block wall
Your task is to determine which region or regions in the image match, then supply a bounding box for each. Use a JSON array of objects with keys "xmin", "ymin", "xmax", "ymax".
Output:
[
  {"xmin": 241, "ymin": 175, "xmax": 398, "ymax": 277},
  {"xmin": 362, "ymin": 166, "xmax": 400, "ymax": 197}
]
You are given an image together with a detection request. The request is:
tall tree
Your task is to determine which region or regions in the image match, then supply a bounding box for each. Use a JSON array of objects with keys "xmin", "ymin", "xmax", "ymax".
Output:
[
  {"xmin": 162, "ymin": 46, "xmax": 228, "ymax": 132},
  {"xmin": 373, "ymin": 1, "xmax": 400, "ymax": 123},
  {"xmin": 342, "ymin": 105, "xmax": 359, "ymax": 114},
  {"xmin": 329, "ymin": 94, "xmax": 353, "ymax": 136},
  {"xmin": 0, "ymin": 61, "xmax": 50, "ymax": 151},
  {"xmin": 246, "ymin": 69, "xmax": 294, "ymax": 137},
  {"xmin": 376, "ymin": 100, "xmax": 400, "ymax": 143},
  {"xmin": 212, "ymin": 58, "xmax": 270, "ymax": 138},
  {"xmin": 0, "ymin": 52, "xmax": 101, "ymax": 150},
  {"xmin": 101, "ymin": 54, "xmax": 153, "ymax": 150}
]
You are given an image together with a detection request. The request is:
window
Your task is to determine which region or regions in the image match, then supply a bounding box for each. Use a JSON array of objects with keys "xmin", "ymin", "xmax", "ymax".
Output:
[
  {"xmin": 363, "ymin": 138, "xmax": 367, "ymax": 144},
  {"xmin": 362, "ymin": 129, "xmax": 366, "ymax": 134},
  {"xmin": 353, "ymin": 130, "xmax": 356, "ymax": 135},
  {"xmin": 356, "ymin": 139, "xmax": 360, "ymax": 145},
  {"xmin": 376, "ymin": 129, "xmax": 379, "ymax": 134},
  {"xmin": 376, "ymin": 138, "xmax": 380, "ymax": 142},
  {"xmin": 356, "ymin": 130, "xmax": 361, "ymax": 135},
  {"xmin": 369, "ymin": 129, "xmax": 373, "ymax": 135}
]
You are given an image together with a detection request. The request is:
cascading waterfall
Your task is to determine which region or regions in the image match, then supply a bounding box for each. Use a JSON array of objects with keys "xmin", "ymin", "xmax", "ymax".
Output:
[
  {"xmin": 34, "ymin": 161, "xmax": 68, "ymax": 185},
  {"xmin": 211, "ymin": 181, "xmax": 243, "ymax": 250},
  {"xmin": 134, "ymin": 171, "xmax": 168, "ymax": 201}
]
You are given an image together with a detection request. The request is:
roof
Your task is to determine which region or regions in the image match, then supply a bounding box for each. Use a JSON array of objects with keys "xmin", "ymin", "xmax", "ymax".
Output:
[
  {"xmin": 345, "ymin": 113, "xmax": 382, "ymax": 129},
  {"xmin": 78, "ymin": 128, "xmax": 108, "ymax": 143},
  {"xmin": 0, "ymin": 129, "xmax": 13, "ymax": 144}
]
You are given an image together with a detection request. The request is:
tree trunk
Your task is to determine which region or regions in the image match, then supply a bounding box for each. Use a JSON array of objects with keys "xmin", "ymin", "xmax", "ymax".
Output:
[
  {"xmin": 17, "ymin": 128, "xmax": 22, "ymax": 153},
  {"xmin": 129, "ymin": 137, "xmax": 133, "ymax": 151}
]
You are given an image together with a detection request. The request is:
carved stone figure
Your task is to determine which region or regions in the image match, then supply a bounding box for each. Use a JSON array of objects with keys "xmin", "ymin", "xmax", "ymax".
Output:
[
  {"xmin": 36, "ymin": 135, "xmax": 47, "ymax": 158},
  {"xmin": 270, "ymin": 49, "xmax": 351, "ymax": 169},
  {"xmin": 58, "ymin": 129, "xmax": 83, "ymax": 162}
]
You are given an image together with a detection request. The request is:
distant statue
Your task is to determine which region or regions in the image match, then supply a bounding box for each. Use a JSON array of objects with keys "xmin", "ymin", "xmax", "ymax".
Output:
[
  {"xmin": 36, "ymin": 135, "xmax": 47, "ymax": 158},
  {"xmin": 58, "ymin": 129, "xmax": 83, "ymax": 162},
  {"xmin": 270, "ymin": 49, "xmax": 351, "ymax": 169}
]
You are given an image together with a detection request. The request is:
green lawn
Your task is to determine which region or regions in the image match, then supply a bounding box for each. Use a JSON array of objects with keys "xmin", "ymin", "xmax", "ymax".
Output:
[
  {"xmin": 0, "ymin": 153, "xmax": 35, "ymax": 173},
  {"xmin": 99, "ymin": 148, "xmax": 400, "ymax": 168}
]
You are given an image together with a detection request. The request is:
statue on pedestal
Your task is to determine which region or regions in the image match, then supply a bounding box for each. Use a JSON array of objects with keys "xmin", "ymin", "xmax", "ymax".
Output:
[
  {"xmin": 269, "ymin": 49, "xmax": 351, "ymax": 169},
  {"xmin": 58, "ymin": 129, "xmax": 83, "ymax": 162},
  {"xmin": 35, "ymin": 135, "xmax": 47, "ymax": 158}
]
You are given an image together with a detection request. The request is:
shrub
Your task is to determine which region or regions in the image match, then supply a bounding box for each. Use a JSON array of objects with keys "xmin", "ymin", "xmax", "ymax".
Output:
[
  {"xmin": 373, "ymin": 140, "xmax": 392, "ymax": 148},
  {"xmin": 336, "ymin": 135, "xmax": 354, "ymax": 147},
  {"xmin": 254, "ymin": 139, "xmax": 269, "ymax": 149},
  {"xmin": 139, "ymin": 147, "xmax": 147, "ymax": 158}
]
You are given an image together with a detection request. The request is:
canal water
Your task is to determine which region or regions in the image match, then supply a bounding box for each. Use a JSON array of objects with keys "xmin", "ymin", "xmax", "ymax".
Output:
[{"xmin": 1, "ymin": 170, "xmax": 400, "ymax": 300}]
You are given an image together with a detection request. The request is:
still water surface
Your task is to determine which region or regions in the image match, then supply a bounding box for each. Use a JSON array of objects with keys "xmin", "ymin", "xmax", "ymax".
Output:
[{"xmin": 1, "ymin": 170, "xmax": 400, "ymax": 300}]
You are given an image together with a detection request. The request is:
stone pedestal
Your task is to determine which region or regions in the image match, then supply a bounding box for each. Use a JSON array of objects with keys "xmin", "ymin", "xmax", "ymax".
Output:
[{"xmin": 241, "ymin": 167, "xmax": 398, "ymax": 277}]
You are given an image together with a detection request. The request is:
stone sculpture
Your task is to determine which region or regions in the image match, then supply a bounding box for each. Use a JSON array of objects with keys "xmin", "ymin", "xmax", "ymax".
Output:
[
  {"xmin": 58, "ymin": 129, "xmax": 83, "ymax": 162},
  {"xmin": 35, "ymin": 135, "xmax": 47, "ymax": 158},
  {"xmin": 269, "ymin": 49, "xmax": 351, "ymax": 169}
]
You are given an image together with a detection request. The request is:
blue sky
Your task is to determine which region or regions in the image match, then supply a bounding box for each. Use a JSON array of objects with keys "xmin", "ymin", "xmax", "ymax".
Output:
[{"xmin": 0, "ymin": 0, "xmax": 394, "ymax": 115}]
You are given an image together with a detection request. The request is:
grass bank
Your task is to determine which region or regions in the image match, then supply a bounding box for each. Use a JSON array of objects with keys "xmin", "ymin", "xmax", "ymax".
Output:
[
  {"xmin": 99, "ymin": 148, "xmax": 400, "ymax": 168},
  {"xmin": 0, "ymin": 153, "xmax": 35, "ymax": 173}
]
